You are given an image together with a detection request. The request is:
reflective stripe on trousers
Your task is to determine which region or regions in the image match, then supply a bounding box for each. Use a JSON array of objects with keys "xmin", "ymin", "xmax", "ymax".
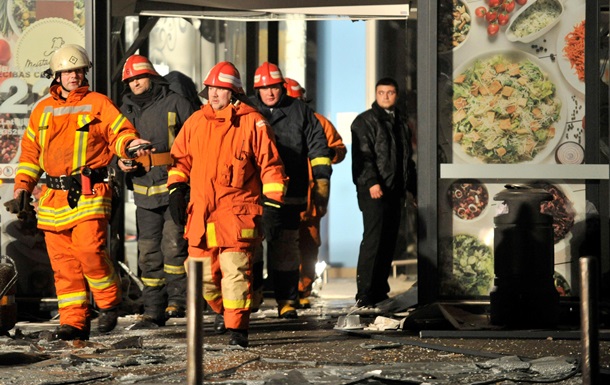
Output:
[{"xmin": 44, "ymin": 218, "xmax": 121, "ymax": 330}]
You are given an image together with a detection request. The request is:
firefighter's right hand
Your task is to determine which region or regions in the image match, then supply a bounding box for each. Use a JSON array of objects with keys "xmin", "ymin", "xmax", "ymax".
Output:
[
  {"xmin": 4, "ymin": 189, "xmax": 28, "ymax": 214},
  {"xmin": 168, "ymin": 183, "xmax": 189, "ymax": 226}
]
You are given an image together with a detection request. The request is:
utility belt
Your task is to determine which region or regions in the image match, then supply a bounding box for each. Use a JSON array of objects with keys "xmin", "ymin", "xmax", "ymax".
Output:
[
  {"xmin": 135, "ymin": 152, "xmax": 173, "ymax": 172},
  {"xmin": 46, "ymin": 167, "xmax": 109, "ymax": 209}
]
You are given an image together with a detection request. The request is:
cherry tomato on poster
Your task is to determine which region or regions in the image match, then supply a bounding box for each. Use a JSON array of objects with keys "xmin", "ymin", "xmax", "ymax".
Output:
[
  {"xmin": 516, "ymin": 0, "xmax": 527, "ymax": 5},
  {"xmin": 487, "ymin": 22, "xmax": 500, "ymax": 35},
  {"xmin": 488, "ymin": 0, "xmax": 502, "ymax": 8},
  {"xmin": 485, "ymin": 10, "xmax": 497, "ymax": 22},
  {"xmin": 0, "ymin": 39, "xmax": 11, "ymax": 66},
  {"xmin": 475, "ymin": 6, "xmax": 487, "ymax": 18},
  {"xmin": 503, "ymin": 0, "xmax": 515, "ymax": 13},
  {"xmin": 498, "ymin": 12, "xmax": 510, "ymax": 26}
]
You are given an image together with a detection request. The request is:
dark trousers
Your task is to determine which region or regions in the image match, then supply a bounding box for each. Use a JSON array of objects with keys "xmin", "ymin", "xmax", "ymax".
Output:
[
  {"xmin": 137, "ymin": 205, "xmax": 188, "ymax": 319},
  {"xmin": 356, "ymin": 188, "xmax": 403, "ymax": 304}
]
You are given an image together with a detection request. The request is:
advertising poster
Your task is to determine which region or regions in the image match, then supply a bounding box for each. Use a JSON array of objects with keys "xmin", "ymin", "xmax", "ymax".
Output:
[
  {"xmin": 439, "ymin": 0, "xmax": 587, "ymax": 298},
  {"xmin": 0, "ymin": 0, "xmax": 85, "ymax": 305}
]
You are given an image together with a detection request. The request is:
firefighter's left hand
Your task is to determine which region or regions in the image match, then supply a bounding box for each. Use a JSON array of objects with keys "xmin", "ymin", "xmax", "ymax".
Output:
[
  {"xmin": 312, "ymin": 179, "xmax": 330, "ymax": 217},
  {"xmin": 168, "ymin": 182, "xmax": 189, "ymax": 226}
]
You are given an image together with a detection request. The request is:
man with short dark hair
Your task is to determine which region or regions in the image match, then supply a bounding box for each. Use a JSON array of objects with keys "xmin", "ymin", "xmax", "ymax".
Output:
[{"xmin": 351, "ymin": 77, "xmax": 417, "ymax": 308}]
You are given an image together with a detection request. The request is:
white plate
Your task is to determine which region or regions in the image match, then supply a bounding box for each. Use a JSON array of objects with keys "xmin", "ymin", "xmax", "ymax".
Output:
[
  {"xmin": 438, "ymin": 0, "xmax": 472, "ymax": 54},
  {"xmin": 505, "ymin": 0, "xmax": 564, "ymax": 43},
  {"xmin": 7, "ymin": 0, "xmax": 35, "ymax": 36},
  {"xmin": 452, "ymin": 50, "xmax": 567, "ymax": 164},
  {"xmin": 555, "ymin": 3, "xmax": 586, "ymax": 95},
  {"xmin": 446, "ymin": 180, "xmax": 491, "ymax": 223}
]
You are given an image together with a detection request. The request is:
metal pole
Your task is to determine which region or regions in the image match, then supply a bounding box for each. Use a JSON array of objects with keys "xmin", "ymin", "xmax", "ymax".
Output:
[
  {"xmin": 187, "ymin": 258, "xmax": 204, "ymax": 385},
  {"xmin": 580, "ymin": 256, "xmax": 600, "ymax": 385}
]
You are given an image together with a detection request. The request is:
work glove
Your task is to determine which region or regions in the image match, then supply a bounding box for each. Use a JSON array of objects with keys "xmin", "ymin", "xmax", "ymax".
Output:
[
  {"xmin": 168, "ymin": 182, "xmax": 189, "ymax": 226},
  {"xmin": 4, "ymin": 189, "xmax": 37, "ymax": 230},
  {"xmin": 262, "ymin": 198, "xmax": 283, "ymax": 240},
  {"xmin": 312, "ymin": 179, "xmax": 330, "ymax": 217}
]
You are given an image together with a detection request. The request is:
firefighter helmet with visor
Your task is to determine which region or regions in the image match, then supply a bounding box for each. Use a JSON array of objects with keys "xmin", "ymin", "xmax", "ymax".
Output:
[
  {"xmin": 199, "ymin": 61, "xmax": 244, "ymax": 99},
  {"xmin": 122, "ymin": 55, "xmax": 160, "ymax": 82},
  {"xmin": 253, "ymin": 62, "xmax": 284, "ymax": 89},
  {"xmin": 284, "ymin": 77, "xmax": 305, "ymax": 99}
]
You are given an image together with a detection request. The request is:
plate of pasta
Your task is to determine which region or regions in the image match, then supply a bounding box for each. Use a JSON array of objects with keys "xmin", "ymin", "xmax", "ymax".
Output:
[{"xmin": 556, "ymin": 3, "xmax": 585, "ymax": 95}]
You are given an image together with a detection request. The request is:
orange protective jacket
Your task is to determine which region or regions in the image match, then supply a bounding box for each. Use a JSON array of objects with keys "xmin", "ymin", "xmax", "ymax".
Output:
[
  {"xmin": 14, "ymin": 84, "xmax": 139, "ymax": 231},
  {"xmin": 168, "ymin": 101, "xmax": 288, "ymax": 249},
  {"xmin": 302, "ymin": 112, "xmax": 346, "ymax": 220}
]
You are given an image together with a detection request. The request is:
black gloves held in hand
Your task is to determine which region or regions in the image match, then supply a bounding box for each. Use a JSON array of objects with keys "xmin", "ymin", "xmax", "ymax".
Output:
[
  {"xmin": 168, "ymin": 183, "xmax": 189, "ymax": 226},
  {"xmin": 262, "ymin": 198, "xmax": 283, "ymax": 240}
]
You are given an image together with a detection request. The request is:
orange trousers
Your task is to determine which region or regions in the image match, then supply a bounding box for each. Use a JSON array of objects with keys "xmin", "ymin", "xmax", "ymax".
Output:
[
  {"xmin": 189, "ymin": 246, "xmax": 253, "ymax": 330},
  {"xmin": 298, "ymin": 216, "xmax": 321, "ymax": 297},
  {"xmin": 44, "ymin": 218, "xmax": 121, "ymax": 331}
]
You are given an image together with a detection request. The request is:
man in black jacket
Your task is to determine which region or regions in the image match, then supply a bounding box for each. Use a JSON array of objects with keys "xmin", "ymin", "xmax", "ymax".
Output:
[{"xmin": 351, "ymin": 77, "xmax": 416, "ymax": 308}]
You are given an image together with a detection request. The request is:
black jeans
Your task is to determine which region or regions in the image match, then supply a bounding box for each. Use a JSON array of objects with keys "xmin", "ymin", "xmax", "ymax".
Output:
[{"xmin": 355, "ymin": 188, "xmax": 403, "ymax": 304}]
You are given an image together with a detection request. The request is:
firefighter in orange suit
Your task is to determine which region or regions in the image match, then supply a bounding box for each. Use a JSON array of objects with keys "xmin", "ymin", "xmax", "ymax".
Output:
[
  {"xmin": 167, "ymin": 61, "xmax": 287, "ymax": 348},
  {"xmin": 12, "ymin": 44, "xmax": 152, "ymax": 341},
  {"xmin": 284, "ymin": 78, "xmax": 347, "ymax": 308}
]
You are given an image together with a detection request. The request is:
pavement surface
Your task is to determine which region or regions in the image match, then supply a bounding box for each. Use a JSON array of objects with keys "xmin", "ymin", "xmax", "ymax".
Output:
[{"xmin": 1, "ymin": 275, "xmax": 609, "ymax": 384}]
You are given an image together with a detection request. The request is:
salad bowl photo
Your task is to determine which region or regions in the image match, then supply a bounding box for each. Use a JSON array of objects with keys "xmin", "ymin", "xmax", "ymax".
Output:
[
  {"xmin": 505, "ymin": 0, "xmax": 564, "ymax": 43},
  {"xmin": 452, "ymin": 50, "xmax": 567, "ymax": 164}
]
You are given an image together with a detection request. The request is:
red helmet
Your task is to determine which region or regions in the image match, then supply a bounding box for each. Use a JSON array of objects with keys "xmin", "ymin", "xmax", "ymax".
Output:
[
  {"xmin": 253, "ymin": 62, "xmax": 284, "ymax": 88},
  {"xmin": 199, "ymin": 61, "xmax": 244, "ymax": 99},
  {"xmin": 284, "ymin": 77, "xmax": 305, "ymax": 99},
  {"xmin": 122, "ymin": 55, "xmax": 159, "ymax": 82}
]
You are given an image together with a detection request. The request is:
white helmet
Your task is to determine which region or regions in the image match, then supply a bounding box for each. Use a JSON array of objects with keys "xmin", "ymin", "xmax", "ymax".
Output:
[{"xmin": 49, "ymin": 44, "xmax": 91, "ymax": 77}]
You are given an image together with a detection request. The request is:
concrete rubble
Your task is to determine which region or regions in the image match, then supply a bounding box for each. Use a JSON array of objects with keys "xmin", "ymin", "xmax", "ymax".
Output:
[{"xmin": 0, "ymin": 277, "xmax": 608, "ymax": 384}]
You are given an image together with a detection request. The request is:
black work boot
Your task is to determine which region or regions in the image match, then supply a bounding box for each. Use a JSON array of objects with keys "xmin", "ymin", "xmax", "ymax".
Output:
[
  {"xmin": 98, "ymin": 307, "xmax": 119, "ymax": 333},
  {"xmin": 54, "ymin": 325, "xmax": 90, "ymax": 341},
  {"xmin": 228, "ymin": 328, "xmax": 248, "ymax": 348},
  {"xmin": 214, "ymin": 313, "xmax": 227, "ymax": 334}
]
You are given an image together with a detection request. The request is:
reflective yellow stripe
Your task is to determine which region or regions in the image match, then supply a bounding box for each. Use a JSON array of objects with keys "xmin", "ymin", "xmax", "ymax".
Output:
[
  {"xmin": 223, "ymin": 298, "xmax": 251, "ymax": 309},
  {"xmin": 78, "ymin": 114, "xmax": 93, "ymax": 127},
  {"xmin": 164, "ymin": 264, "xmax": 186, "ymax": 275},
  {"xmin": 204, "ymin": 292, "xmax": 222, "ymax": 302},
  {"xmin": 37, "ymin": 196, "xmax": 112, "ymax": 228},
  {"xmin": 111, "ymin": 114, "xmax": 127, "ymax": 134},
  {"xmin": 262, "ymin": 182, "xmax": 286, "ymax": 195},
  {"xmin": 25, "ymin": 126, "xmax": 36, "ymax": 141},
  {"xmin": 206, "ymin": 223, "xmax": 217, "ymax": 247},
  {"xmin": 141, "ymin": 277, "xmax": 166, "ymax": 287},
  {"xmin": 168, "ymin": 112, "xmax": 176, "ymax": 147},
  {"xmin": 133, "ymin": 183, "xmax": 169, "ymax": 196},
  {"xmin": 116, "ymin": 134, "xmax": 137, "ymax": 156},
  {"xmin": 168, "ymin": 169, "xmax": 188, "ymax": 180},
  {"xmin": 39, "ymin": 110, "xmax": 51, "ymax": 129},
  {"xmin": 16, "ymin": 162, "xmax": 42, "ymax": 179},
  {"xmin": 38, "ymin": 111, "xmax": 52, "ymax": 170},
  {"xmin": 241, "ymin": 228, "xmax": 256, "ymax": 239},
  {"xmin": 73, "ymin": 130, "xmax": 88, "ymax": 170},
  {"xmin": 57, "ymin": 291, "xmax": 89, "ymax": 308},
  {"xmin": 310, "ymin": 157, "xmax": 332, "ymax": 167},
  {"xmin": 85, "ymin": 271, "xmax": 117, "ymax": 290}
]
